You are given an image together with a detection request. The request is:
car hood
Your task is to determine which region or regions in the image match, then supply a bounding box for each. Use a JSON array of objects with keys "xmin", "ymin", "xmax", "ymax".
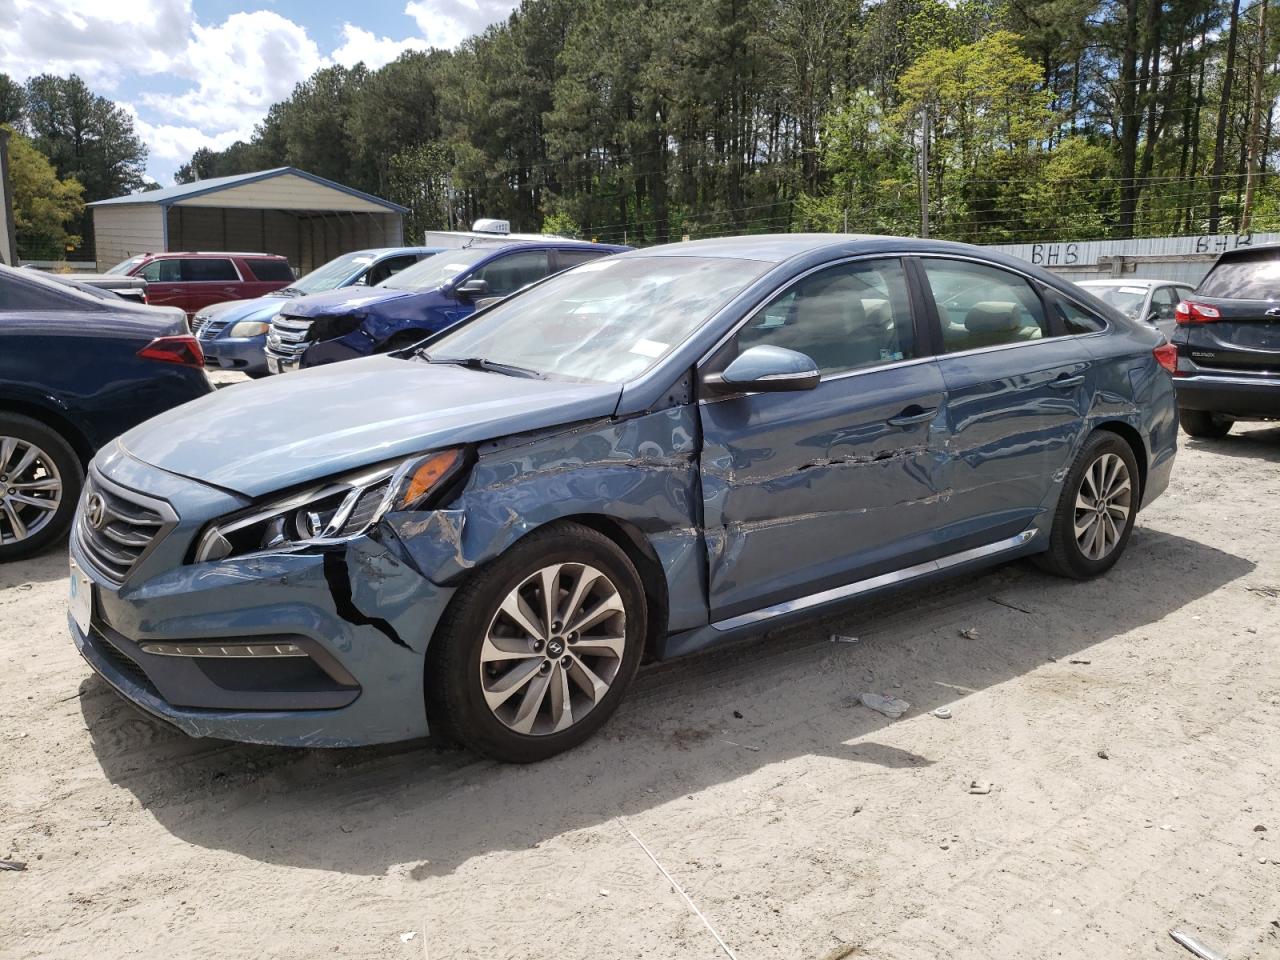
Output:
[
  {"xmin": 118, "ymin": 355, "xmax": 622, "ymax": 497},
  {"xmin": 205, "ymin": 296, "xmax": 290, "ymax": 328},
  {"xmin": 279, "ymin": 287, "xmax": 423, "ymax": 319}
]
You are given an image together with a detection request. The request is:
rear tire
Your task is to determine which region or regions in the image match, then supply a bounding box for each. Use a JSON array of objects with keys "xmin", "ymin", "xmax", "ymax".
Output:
[
  {"xmin": 1178, "ymin": 409, "xmax": 1233, "ymax": 438},
  {"xmin": 0, "ymin": 413, "xmax": 83, "ymax": 563},
  {"xmin": 1034, "ymin": 431, "xmax": 1139, "ymax": 580},
  {"xmin": 426, "ymin": 522, "xmax": 647, "ymax": 763}
]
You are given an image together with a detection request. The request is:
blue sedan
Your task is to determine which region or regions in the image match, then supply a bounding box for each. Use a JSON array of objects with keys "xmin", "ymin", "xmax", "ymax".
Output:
[
  {"xmin": 69, "ymin": 235, "xmax": 1177, "ymax": 761},
  {"xmin": 193, "ymin": 247, "xmax": 443, "ymax": 377}
]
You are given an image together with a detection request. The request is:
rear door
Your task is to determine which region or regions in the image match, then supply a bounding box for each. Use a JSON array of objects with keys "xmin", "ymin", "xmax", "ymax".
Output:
[
  {"xmin": 1178, "ymin": 249, "xmax": 1280, "ymax": 371},
  {"xmin": 914, "ymin": 256, "xmax": 1093, "ymax": 551},
  {"xmin": 177, "ymin": 258, "xmax": 243, "ymax": 315},
  {"xmin": 240, "ymin": 257, "xmax": 295, "ymax": 298}
]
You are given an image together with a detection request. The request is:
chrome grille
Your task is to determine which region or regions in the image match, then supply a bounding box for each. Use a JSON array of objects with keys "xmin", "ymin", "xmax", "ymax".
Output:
[
  {"xmin": 76, "ymin": 473, "xmax": 176, "ymax": 584},
  {"xmin": 192, "ymin": 315, "xmax": 230, "ymax": 341},
  {"xmin": 265, "ymin": 315, "xmax": 313, "ymax": 361}
]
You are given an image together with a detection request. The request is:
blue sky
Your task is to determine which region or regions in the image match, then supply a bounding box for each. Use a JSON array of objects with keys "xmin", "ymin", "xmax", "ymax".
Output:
[{"xmin": 0, "ymin": 0, "xmax": 520, "ymax": 185}]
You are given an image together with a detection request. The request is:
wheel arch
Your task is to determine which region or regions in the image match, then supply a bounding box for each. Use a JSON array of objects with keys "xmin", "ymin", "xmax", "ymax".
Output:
[
  {"xmin": 1091, "ymin": 419, "xmax": 1147, "ymax": 504},
  {"xmin": 0, "ymin": 398, "xmax": 95, "ymax": 465}
]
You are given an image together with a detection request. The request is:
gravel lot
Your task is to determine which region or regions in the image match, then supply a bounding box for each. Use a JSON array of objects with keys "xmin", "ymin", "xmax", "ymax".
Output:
[{"xmin": 2, "ymin": 380, "xmax": 1279, "ymax": 959}]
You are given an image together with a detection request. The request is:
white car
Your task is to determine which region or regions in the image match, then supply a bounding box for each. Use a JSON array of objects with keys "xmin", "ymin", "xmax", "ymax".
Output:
[{"xmin": 1076, "ymin": 279, "xmax": 1194, "ymax": 338}]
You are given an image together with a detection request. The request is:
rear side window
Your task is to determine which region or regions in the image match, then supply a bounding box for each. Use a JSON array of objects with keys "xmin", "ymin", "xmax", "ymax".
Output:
[
  {"xmin": 138, "ymin": 259, "xmax": 181, "ymax": 282},
  {"xmin": 1197, "ymin": 251, "xmax": 1280, "ymax": 300},
  {"xmin": 554, "ymin": 248, "xmax": 608, "ymax": 271},
  {"xmin": 244, "ymin": 258, "xmax": 294, "ymax": 282},
  {"xmin": 365, "ymin": 255, "xmax": 419, "ymax": 286},
  {"xmin": 0, "ymin": 274, "xmax": 79, "ymax": 311},
  {"xmin": 1052, "ymin": 296, "xmax": 1107, "ymax": 334},
  {"xmin": 182, "ymin": 259, "xmax": 239, "ymax": 282},
  {"xmin": 921, "ymin": 259, "xmax": 1050, "ymax": 352}
]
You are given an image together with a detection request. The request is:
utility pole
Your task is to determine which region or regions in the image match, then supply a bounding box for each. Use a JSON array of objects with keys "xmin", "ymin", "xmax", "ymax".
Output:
[
  {"xmin": 1241, "ymin": 0, "xmax": 1270, "ymax": 234},
  {"xmin": 919, "ymin": 104, "xmax": 931, "ymax": 239}
]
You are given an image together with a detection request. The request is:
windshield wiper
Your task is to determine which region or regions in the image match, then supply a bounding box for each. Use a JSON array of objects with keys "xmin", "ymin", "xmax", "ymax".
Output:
[{"xmin": 427, "ymin": 355, "xmax": 545, "ymax": 379}]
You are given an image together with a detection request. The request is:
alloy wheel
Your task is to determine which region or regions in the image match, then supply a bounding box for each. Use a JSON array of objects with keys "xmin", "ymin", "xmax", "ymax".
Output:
[
  {"xmin": 1073, "ymin": 452, "xmax": 1131, "ymax": 561},
  {"xmin": 0, "ymin": 436, "xmax": 63, "ymax": 546},
  {"xmin": 479, "ymin": 562, "xmax": 627, "ymax": 736}
]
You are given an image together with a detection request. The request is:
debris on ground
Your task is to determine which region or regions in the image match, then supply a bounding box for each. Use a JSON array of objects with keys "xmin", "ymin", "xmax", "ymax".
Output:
[
  {"xmin": 0, "ymin": 859, "xmax": 27, "ymax": 871},
  {"xmin": 720, "ymin": 739, "xmax": 761, "ymax": 752},
  {"xmin": 967, "ymin": 780, "xmax": 992, "ymax": 795},
  {"xmin": 1254, "ymin": 824, "xmax": 1267, "ymax": 832},
  {"xmin": 399, "ymin": 931, "xmax": 417, "ymax": 943},
  {"xmin": 932, "ymin": 707, "xmax": 952, "ymax": 719},
  {"xmin": 859, "ymin": 693, "xmax": 910, "ymax": 719},
  {"xmin": 1069, "ymin": 659, "xmax": 1092, "ymax": 665},
  {"xmin": 1169, "ymin": 929, "xmax": 1226, "ymax": 960},
  {"xmin": 732, "ymin": 710, "xmax": 743, "ymax": 719},
  {"xmin": 830, "ymin": 634, "xmax": 860, "ymax": 644},
  {"xmin": 959, "ymin": 628, "xmax": 980, "ymax": 640},
  {"xmin": 1097, "ymin": 749, "xmax": 1109, "ymax": 760}
]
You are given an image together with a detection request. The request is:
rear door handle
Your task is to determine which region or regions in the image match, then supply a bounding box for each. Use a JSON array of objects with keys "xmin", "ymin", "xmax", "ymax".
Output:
[
  {"xmin": 1049, "ymin": 375, "xmax": 1085, "ymax": 389},
  {"xmin": 887, "ymin": 407, "xmax": 937, "ymax": 427}
]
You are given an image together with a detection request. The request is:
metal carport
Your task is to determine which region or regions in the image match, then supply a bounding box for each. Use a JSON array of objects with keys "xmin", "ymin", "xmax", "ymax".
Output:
[{"xmin": 89, "ymin": 167, "xmax": 407, "ymax": 273}]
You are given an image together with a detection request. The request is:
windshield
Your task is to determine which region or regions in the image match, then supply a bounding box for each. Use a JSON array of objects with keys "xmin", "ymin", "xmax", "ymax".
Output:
[
  {"xmin": 289, "ymin": 252, "xmax": 378, "ymax": 294},
  {"xmin": 425, "ymin": 255, "xmax": 771, "ymax": 383},
  {"xmin": 106, "ymin": 256, "xmax": 146, "ymax": 276},
  {"xmin": 378, "ymin": 249, "xmax": 490, "ymax": 290},
  {"xmin": 1198, "ymin": 252, "xmax": 1280, "ymax": 300},
  {"xmin": 1079, "ymin": 283, "xmax": 1146, "ymax": 319}
]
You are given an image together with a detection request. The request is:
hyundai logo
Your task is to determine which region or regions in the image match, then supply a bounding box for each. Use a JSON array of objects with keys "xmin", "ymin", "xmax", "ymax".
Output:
[{"xmin": 85, "ymin": 493, "xmax": 106, "ymax": 530}]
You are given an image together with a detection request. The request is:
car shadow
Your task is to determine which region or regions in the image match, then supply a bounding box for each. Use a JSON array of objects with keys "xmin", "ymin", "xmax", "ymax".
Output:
[
  {"xmin": 82, "ymin": 528, "xmax": 1254, "ymax": 878},
  {"xmin": 2, "ymin": 543, "xmax": 70, "ymax": 589},
  {"xmin": 1180, "ymin": 423, "xmax": 1280, "ymax": 462}
]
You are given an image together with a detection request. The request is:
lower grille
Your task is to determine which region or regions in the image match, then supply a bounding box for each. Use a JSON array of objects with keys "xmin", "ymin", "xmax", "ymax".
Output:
[
  {"xmin": 76, "ymin": 472, "xmax": 177, "ymax": 584},
  {"xmin": 92, "ymin": 627, "xmax": 159, "ymax": 696}
]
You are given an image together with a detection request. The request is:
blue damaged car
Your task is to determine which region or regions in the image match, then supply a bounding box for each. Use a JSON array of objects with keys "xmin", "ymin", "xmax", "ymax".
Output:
[
  {"xmin": 263, "ymin": 240, "xmax": 629, "ymax": 373},
  {"xmin": 193, "ymin": 248, "xmax": 443, "ymax": 377},
  {"xmin": 69, "ymin": 235, "xmax": 1177, "ymax": 762}
]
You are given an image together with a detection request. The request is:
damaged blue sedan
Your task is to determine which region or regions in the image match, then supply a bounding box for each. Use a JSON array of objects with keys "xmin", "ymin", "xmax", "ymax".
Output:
[{"xmin": 69, "ymin": 235, "xmax": 1178, "ymax": 762}]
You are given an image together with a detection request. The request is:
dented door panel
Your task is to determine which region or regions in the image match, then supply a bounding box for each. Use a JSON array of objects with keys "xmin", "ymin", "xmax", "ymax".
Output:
[{"xmin": 699, "ymin": 360, "xmax": 950, "ymax": 621}]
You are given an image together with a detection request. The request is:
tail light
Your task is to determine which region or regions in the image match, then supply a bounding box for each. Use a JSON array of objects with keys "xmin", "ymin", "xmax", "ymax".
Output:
[
  {"xmin": 138, "ymin": 335, "xmax": 204, "ymax": 368},
  {"xmin": 1174, "ymin": 300, "xmax": 1220, "ymax": 324},
  {"xmin": 1153, "ymin": 342, "xmax": 1178, "ymax": 375}
]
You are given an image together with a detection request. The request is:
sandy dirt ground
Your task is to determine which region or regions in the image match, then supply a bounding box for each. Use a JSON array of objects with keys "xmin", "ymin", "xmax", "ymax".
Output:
[{"xmin": 2, "ymin": 389, "xmax": 1279, "ymax": 959}]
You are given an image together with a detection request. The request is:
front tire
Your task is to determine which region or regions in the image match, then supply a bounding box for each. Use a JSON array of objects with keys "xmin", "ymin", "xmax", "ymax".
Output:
[
  {"xmin": 427, "ymin": 522, "xmax": 647, "ymax": 763},
  {"xmin": 1035, "ymin": 431, "xmax": 1139, "ymax": 580},
  {"xmin": 1179, "ymin": 409, "xmax": 1232, "ymax": 438},
  {"xmin": 0, "ymin": 414, "xmax": 83, "ymax": 563}
]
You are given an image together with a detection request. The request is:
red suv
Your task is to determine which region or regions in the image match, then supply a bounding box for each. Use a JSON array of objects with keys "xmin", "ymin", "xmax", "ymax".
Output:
[{"xmin": 105, "ymin": 252, "xmax": 295, "ymax": 317}]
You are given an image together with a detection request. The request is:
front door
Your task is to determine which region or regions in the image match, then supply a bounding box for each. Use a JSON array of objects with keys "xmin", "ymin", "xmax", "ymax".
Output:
[
  {"xmin": 698, "ymin": 257, "xmax": 950, "ymax": 622},
  {"xmin": 913, "ymin": 256, "xmax": 1092, "ymax": 552}
]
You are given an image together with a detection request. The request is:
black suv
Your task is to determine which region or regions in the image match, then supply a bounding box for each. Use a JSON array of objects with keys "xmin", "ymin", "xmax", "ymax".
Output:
[{"xmin": 1172, "ymin": 244, "xmax": 1280, "ymax": 437}]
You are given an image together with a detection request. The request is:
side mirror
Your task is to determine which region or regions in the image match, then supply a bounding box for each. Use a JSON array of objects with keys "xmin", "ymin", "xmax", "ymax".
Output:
[
  {"xmin": 454, "ymin": 278, "xmax": 490, "ymax": 300},
  {"xmin": 703, "ymin": 345, "xmax": 821, "ymax": 395}
]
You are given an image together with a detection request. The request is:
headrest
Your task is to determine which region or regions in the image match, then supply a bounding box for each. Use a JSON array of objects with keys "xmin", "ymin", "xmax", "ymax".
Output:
[{"xmin": 964, "ymin": 301, "xmax": 1021, "ymax": 332}]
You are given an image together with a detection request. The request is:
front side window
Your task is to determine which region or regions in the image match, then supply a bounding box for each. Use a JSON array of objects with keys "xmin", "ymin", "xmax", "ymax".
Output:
[
  {"xmin": 1149, "ymin": 286, "xmax": 1178, "ymax": 321},
  {"xmin": 138, "ymin": 259, "xmax": 181, "ymax": 282},
  {"xmin": 427, "ymin": 255, "xmax": 770, "ymax": 383},
  {"xmin": 182, "ymin": 259, "xmax": 238, "ymax": 282},
  {"xmin": 922, "ymin": 259, "xmax": 1050, "ymax": 352},
  {"xmin": 472, "ymin": 250, "xmax": 551, "ymax": 297},
  {"xmin": 735, "ymin": 258, "xmax": 916, "ymax": 376}
]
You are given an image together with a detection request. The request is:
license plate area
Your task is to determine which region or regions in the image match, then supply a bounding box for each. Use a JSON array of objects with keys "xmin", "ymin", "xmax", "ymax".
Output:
[{"xmin": 69, "ymin": 559, "xmax": 93, "ymax": 635}]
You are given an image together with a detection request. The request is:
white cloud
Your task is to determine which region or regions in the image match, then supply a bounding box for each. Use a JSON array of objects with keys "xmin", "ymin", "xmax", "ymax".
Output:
[
  {"xmin": 332, "ymin": 24, "xmax": 430, "ymax": 69},
  {"xmin": 0, "ymin": 0, "xmax": 190, "ymax": 88},
  {"xmin": 404, "ymin": 0, "xmax": 517, "ymax": 49}
]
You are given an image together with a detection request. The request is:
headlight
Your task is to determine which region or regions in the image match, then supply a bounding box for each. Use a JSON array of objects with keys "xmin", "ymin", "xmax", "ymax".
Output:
[
  {"xmin": 229, "ymin": 320, "xmax": 270, "ymax": 338},
  {"xmin": 194, "ymin": 448, "xmax": 463, "ymax": 562}
]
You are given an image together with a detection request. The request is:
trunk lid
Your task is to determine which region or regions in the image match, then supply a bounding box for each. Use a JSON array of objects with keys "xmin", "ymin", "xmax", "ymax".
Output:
[{"xmin": 1179, "ymin": 249, "xmax": 1280, "ymax": 372}]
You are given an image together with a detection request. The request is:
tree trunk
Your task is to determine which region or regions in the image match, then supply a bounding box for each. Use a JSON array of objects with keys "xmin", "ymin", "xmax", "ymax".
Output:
[
  {"xmin": 1117, "ymin": 0, "xmax": 1142, "ymax": 237},
  {"xmin": 1208, "ymin": 0, "xmax": 1242, "ymax": 233}
]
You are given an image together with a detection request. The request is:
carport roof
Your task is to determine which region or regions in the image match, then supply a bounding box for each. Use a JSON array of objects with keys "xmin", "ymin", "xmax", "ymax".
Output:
[{"xmin": 89, "ymin": 166, "xmax": 408, "ymax": 214}]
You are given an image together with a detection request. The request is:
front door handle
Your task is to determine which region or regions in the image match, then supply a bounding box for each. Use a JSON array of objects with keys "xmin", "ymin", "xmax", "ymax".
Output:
[
  {"xmin": 887, "ymin": 407, "xmax": 937, "ymax": 427},
  {"xmin": 1049, "ymin": 374, "xmax": 1085, "ymax": 390}
]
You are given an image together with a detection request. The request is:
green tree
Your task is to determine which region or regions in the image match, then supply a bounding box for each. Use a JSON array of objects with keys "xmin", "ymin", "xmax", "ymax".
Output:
[
  {"xmin": 4, "ymin": 124, "xmax": 84, "ymax": 260},
  {"xmin": 0, "ymin": 74, "xmax": 24, "ymax": 126}
]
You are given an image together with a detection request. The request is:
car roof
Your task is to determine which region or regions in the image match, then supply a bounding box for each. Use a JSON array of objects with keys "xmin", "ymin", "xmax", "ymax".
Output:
[
  {"xmin": 618, "ymin": 233, "xmax": 1044, "ymax": 264},
  {"xmin": 348, "ymin": 246, "xmax": 446, "ymax": 257},
  {"xmin": 472, "ymin": 240, "xmax": 630, "ymax": 255},
  {"xmin": 133, "ymin": 251, "xmax": 288, "ymax": 259}
]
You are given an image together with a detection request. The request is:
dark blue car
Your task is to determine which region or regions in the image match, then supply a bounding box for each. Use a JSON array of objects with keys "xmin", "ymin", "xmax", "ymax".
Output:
[
  {"xmin": 0, "ymin": 265, "xmax": 211, "ymax": 562},
  {"xmin": 264, "ymin": 240, "xmax": 629, "ymax": 372},
  {"xmin": 69, "ymin": 235, "xmax": 1177, "ymax": 762},
  {"xmin": 194, "ymin": 247, "xmax": 443, "ymax": 378}
]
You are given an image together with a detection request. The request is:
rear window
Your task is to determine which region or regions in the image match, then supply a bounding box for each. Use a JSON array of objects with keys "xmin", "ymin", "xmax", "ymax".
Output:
[
  {"xmin": 245, "ymin": 258, "xmax": 294, "ymax": 282},
  {"xmin": 182, "ymin": 259, "xmax": 239, "ymax": 282},
  {"xmin": 1198, "ymin": 251, "xmax": 1280, "ymax": 300}
]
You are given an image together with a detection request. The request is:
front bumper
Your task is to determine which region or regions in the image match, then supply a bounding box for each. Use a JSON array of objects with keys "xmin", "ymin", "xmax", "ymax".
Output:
[
  {"xmin": 1174, "ymin": 373, "xmax": 1280, "ymax": 418},
  {"xmin": 203, "ymin": 334, "xmax": 269, "ymax": 375},
  {"xmin": 69, "ymin": 448, "xmax": 455, "ymax": 747}
]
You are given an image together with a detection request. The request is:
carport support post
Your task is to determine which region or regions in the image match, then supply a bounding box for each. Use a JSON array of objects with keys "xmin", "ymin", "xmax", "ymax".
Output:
[
  {"xmin": 918, "ymin": 103, "xmax": 931, "ymax": 239},
  {"xmin": 0, "ymin": 128, "xmax": 17, "ymax": 266}
]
